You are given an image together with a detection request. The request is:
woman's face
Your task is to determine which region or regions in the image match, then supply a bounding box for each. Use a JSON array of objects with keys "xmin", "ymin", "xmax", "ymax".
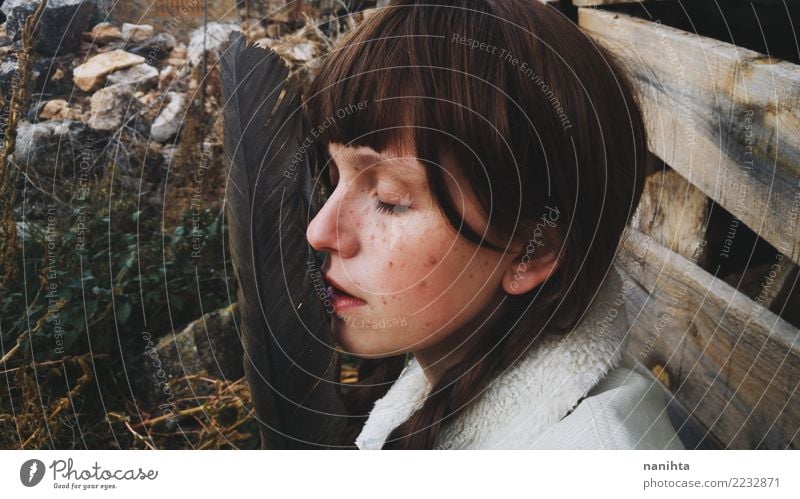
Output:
[{"xmin": 306, "ymin": 142, "xmax": 549, "ymax": 366}]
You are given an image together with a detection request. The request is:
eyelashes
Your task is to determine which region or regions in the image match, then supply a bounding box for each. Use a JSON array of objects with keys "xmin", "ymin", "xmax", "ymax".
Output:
[{"xmin": 375, "ymin": 199, "xmax": 410, "ymax": 216}]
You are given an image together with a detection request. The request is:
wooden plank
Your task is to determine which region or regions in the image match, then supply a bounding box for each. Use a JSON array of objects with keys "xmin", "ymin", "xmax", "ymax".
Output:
[
  {"xmin": 769, "ymin": 265, "xmax": 800, "ymax": 326},
  {"xmin": 722, "ymin": 260, "xmax": 798, "ymax": 310},
  {"xmin": 632, "ymin": 167, "xmax": 710, "ymax": 264},
  {"xmin": 572, "ymin": 0, "xmax": 791, "ymax": 8},
  {"xmin": 572, "ymin": 0, "xmax": 662, "ymax": 6},
  {"xmin": 616, "ymin": 228, "xmax": 800, "ymax": 449},
  {"xmin": 580, "ymin": 8, "xmax": 800, "ymax": 265}
]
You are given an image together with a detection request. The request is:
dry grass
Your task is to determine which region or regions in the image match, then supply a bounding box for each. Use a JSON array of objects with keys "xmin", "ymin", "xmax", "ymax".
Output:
[
  {"xmin": 116, "ymin": 375, "xmax": 258, "ymax": 450},
  {"xmin": 1, "ymin": 355, "xmax": 260, "ymax": 449}
]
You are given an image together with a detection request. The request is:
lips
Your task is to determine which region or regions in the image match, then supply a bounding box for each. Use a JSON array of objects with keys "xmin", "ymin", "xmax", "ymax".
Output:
[
  {"xmin": 322, "ymin": 274, "xmax": 358, "ymax": 298},
  {"xmin": 323, "ymin": 273, "xmax": 367, "ymax": 311}
]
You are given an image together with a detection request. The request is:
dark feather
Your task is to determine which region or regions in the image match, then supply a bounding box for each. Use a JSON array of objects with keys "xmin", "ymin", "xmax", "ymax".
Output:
[{"xmin": 220, "ymin": 32, "xmax": 349, "ymax": 449}]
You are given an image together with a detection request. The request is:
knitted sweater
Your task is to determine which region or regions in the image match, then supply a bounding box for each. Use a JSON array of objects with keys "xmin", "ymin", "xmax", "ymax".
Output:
[{"xmin": 355, "ymin": 268, "xmax": 685, "ymax": 450}]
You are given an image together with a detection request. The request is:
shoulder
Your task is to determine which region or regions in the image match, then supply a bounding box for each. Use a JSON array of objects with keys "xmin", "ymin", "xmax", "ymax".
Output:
[{"xmin": 524, "ymin": 356, "xmax": 685, "ymax": 449}]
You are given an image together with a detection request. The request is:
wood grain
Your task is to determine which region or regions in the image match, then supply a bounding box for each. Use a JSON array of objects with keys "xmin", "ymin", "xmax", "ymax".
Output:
[
  {"xmin": 632, "ymin": 168, "xmax": 710, "ymax": 264},
  {"xmin": 616, "ymin": 229, "xmax": 800, "ymax": 449},
  {"xmin": 580, "ymin": 8, "xmax": 800, "ymax": 264}
]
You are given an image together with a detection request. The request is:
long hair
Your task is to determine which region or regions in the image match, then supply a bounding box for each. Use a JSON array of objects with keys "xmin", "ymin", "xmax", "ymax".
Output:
[{"xmin": 303, "ymin": 0, "xmax": 646, "ymax": 449}]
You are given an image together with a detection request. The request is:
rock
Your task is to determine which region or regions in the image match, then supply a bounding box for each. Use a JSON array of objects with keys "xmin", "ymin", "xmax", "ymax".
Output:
[
  {"xmin": 134, "ymin": 304, "xmax": 243, "ymax": 407},
  {"xmin": 106, "ymin": 63, "xmax": 158, "ymax": 90},
  {"xmin": 135, "ymin": 89, "xmax": 159, "ymax": 107},
  {"xmin": 288, "ymin": 41, "xmax": 316, "ymax": 62},
  {"xmin": 72, "ymin": 49, "xmax": 144, "ymax": 92},
  {"xmin": 163, "ymin": 43, "xmax": 187, "ymax": 67},
  {"xmin": 121, "ymin": 23, "xmax": 153, "ymax": 44},
  {"xmin": 85, "ymin": 22, "xmax": 122, "ymax": 45},
  {"xmin": 151, "ymin": 32, "xmax": 177, "ymax": 54},
  {"xmin": 1, "ymin": 0, "xmax": 95, "ymax": 55},
  {"xmin": 0, "ymin": 0, "xmax": 38, "ymax": 42},
  {"xmin": 127, "ymin": 32, "xmax": 176, "ymax": 61},
  {"xmin": 0, "ymin": 57, "xmax": 19, "ymax": 94},
  {"xmin": 87, "ymin": 83, "xmax": 138, "ymax": 131},
  {"xmin": 0, "ymin": 55, "xmax": 58, "ymax": 101},
  {"xmin": 158, "ymin": 65, "xmax": 176, "ymax": 91},
  {"xmin": 170, "ymin": 43, "xmax": 187, "ymax": 60},
  {"xmin": 39, "ymin": 99, "xmax": 82, "ymax": 121},
  {"xmin": 161, "ymin": 304, "xmax": 242, "ymax": 380},
  {"xmin": 187, "ymin": 22, "xmax": 240, "ymax": 66},
  {"xmin": 150, "ymin": 91, "xmax": 185, "ymax": 142},
  {"xmin": 16, "ymin": 122, "xmax": 51, "ymax": 163},
  {"xmin": 14, "ymin": 120, "xmax": 102, "ymax": 176},
  {"xmin": 164, "ymin": 56, "xmax": 186, "ymax": 68},
  {"xmin": 38, "ymin": 0, "xmax": 96, "ymax": 55},
  {"xmin": 39, "ymin": 99, "xmax": 68, "ymax": 120}
]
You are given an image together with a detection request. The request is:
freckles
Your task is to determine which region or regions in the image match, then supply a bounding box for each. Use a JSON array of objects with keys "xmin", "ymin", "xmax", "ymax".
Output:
[{"xmin": 427, "ymin": 254, "xmax": 438, "ymax": 266}]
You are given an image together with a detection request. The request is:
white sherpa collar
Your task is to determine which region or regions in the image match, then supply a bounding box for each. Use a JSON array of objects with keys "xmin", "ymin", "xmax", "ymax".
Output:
[{"xmin": 355, "ymin": 267, "xmax": 629, "ymax": 450}]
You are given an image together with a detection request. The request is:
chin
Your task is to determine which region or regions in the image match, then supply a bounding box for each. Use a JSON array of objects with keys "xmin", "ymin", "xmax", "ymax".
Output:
[{"xmin": 332, "ymin": 319, "xmax": 404, "ymax": 359}]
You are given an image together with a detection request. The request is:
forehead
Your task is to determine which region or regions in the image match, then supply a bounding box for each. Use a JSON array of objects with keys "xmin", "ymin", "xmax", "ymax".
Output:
[{"xmin": 326, "ymin": 142, "xmax": 427, "ymax": 185}]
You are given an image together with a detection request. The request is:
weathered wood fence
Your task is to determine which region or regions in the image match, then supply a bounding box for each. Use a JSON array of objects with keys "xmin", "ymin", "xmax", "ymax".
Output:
[{"xmin": 563, "ymin": 0, "xmax": 799, "ymax": 449}]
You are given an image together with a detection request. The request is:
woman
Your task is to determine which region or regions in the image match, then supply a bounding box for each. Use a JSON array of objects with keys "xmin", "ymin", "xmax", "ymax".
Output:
[{"xmin": 302, "ymin": 0, "xmax": 684, "ymax": 449}]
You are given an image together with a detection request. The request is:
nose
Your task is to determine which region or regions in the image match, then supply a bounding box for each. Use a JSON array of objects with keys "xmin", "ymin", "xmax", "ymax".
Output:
[{"xmin": 306, "ymin": 186, "xmax": 360, "ymax": 258}]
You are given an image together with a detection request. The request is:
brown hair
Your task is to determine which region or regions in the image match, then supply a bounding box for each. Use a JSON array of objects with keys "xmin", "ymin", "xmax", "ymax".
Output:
[{"xmin": 303, "ymin": 0, "xmax": 646, "ymax": 448}]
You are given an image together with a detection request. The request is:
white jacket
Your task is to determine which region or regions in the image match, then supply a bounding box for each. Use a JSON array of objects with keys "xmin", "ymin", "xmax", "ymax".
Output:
[{"xmin": 355, "ymin": 267, "xmax": 685, "ymax": 450}]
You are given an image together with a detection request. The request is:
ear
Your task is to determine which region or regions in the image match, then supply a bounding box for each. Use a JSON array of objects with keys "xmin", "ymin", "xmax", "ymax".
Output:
[{"xmin": 501, "ymin": 249, "xmax": 560, "ymax": 295}]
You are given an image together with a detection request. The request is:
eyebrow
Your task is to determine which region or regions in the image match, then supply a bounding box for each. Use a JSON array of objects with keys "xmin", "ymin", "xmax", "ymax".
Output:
[{"xmin": 328, "ymin": 147, "xmax": 427, "ymax": 186}]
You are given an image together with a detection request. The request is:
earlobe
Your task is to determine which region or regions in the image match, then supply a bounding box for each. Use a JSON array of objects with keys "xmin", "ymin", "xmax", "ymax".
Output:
[{"xmin": 501, "ymin": 250, "xmax": 560, "ymax": 295}]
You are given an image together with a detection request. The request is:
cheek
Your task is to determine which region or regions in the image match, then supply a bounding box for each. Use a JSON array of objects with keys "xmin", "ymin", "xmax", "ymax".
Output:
[
  {"xmin": 427, "ymin": 242, "xmax": 501, "ymax": 306},
  {"xmin": 386, "ymin": 232, "xmax": 501, "ymax": 313},
  {"xmin": 360, "ymin": 205, "xmax": 502, "ymax": 304},
  {"xmin": 370, "ymin": 220, "xmax": 452, "ymax": 291}
]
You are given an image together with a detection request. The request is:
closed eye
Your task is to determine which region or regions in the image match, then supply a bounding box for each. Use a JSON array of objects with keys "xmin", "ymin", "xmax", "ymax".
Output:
[{"xmin": 375, "ymin": 199, "xmax": 410, "ymax": 216}]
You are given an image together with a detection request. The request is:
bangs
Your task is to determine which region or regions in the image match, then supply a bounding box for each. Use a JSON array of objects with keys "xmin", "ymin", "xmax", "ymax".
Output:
[
  {"xmin": 302, "ymin": 2, "xmax": 515, "ymax": 169},
  {"xmin": 299, "ymin": 0, "xmax": 608, "ymax": 250},
  {"xmin": 303, "ymin": 19, "xmax": 421, "ymax": 156}
]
